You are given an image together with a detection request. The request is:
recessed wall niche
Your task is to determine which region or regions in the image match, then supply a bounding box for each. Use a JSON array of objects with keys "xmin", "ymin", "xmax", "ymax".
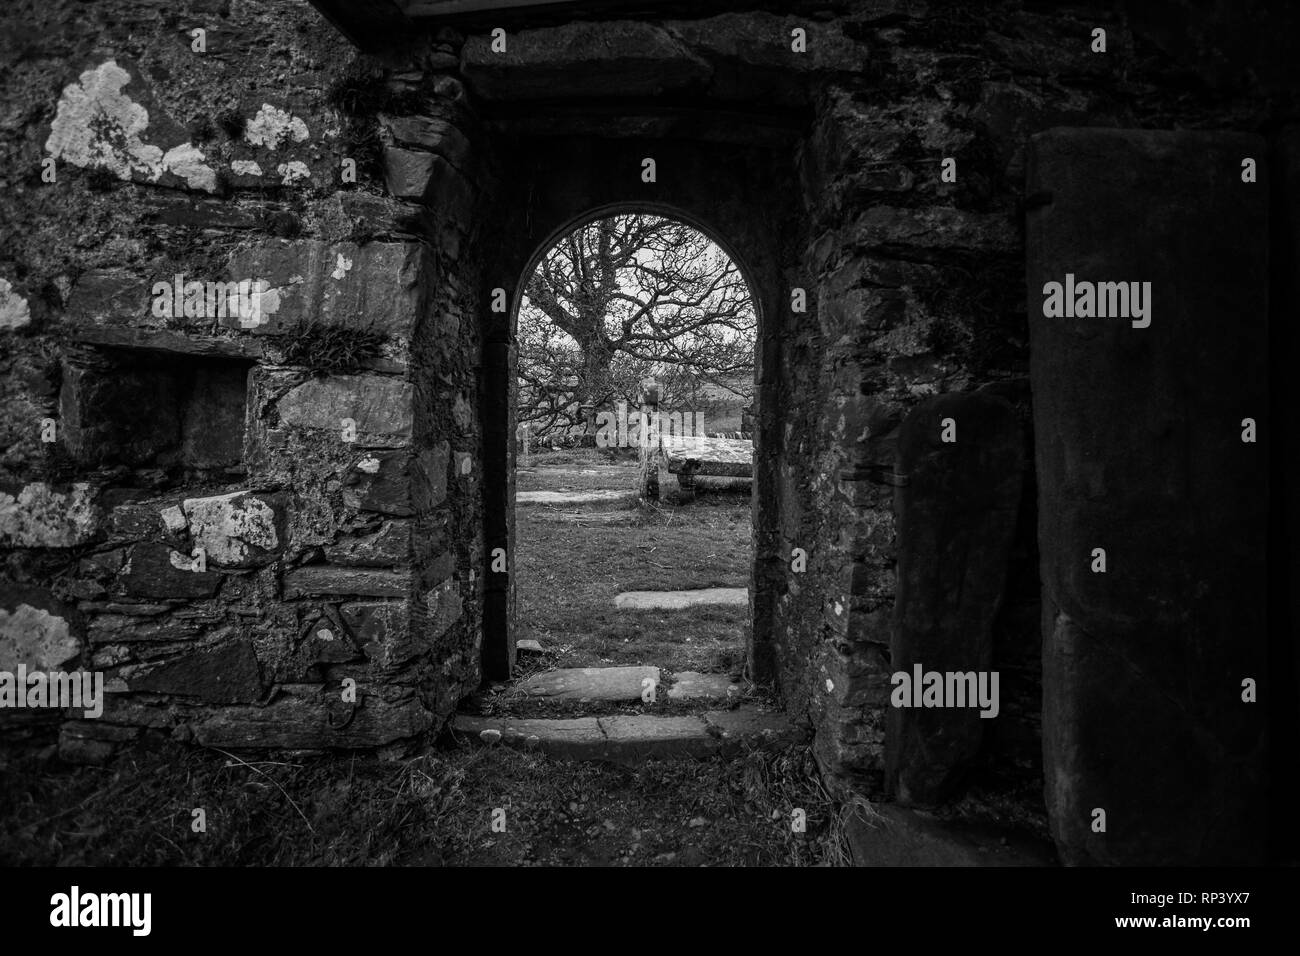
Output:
[{"xmin": 58, "ymin": 347, "xmax": 252, "ymax": 478}]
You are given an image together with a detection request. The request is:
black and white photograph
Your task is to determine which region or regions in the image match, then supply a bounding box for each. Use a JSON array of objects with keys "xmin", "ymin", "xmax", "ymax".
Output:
[{"xmin": 0, "ymin": 0, "xmax": 1296, "ymax": 937}]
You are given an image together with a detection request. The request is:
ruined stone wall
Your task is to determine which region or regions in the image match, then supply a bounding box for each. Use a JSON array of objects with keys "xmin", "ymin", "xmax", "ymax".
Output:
[
  {"xmin": 2, "ymin": 0, "xmax": 1296, "ymax": 833},
  {"xmin": 780, "ymin": 0, "xmax": 1299, "ymax": 797},
  {"xmin": 0, "ymin": 0, "xmax": 483, "ymax": 757}
]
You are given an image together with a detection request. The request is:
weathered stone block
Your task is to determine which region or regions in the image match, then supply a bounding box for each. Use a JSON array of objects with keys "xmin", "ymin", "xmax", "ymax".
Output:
[
  {"xmin": 412, "ymin": 442, "xmax": 449, "ymax": 510},
  {"xmin": 119, "ymin": 541, "xmax": 222, "ymax": 599},
  {"xmin": 1027, "ymin": 128, "xmax": 1268, "ymax": 865},
  {"xmin": 105, "ymin": 499, "xmax": 170, "ymax": 543},
  {"xmin": 65, "ymin": 270, "xmax": 155, "ymax": 328},
  {"xmin": 461, "ymin": 21, "xmax": 711, "ymax": 100},
  {"xmin": 282, "ymin": 566, "xmax": 410, "ymax": 599},
  {"xmin": 323, "ymin": 520, "xmax": 411, "ymax": 567},
  {"xmin": 419, "ymin": 576, "xmax": 462, "ymax": 641},
  {"xmin": 223, "ymin": 240, "xmax": 425, "ymax": 339},
  {"xmin": 193, "ymin": 683, "xmax": 433, "ymax": 749},
  {"xmin": 666, "ymin": 14, "xmax": 864, "ymax": 75},
  {"xmin": 125, "ymin": 639, "xmax": 263, "ymax": 704},
  {"xmin": 379, "ymin": 114, "xmax": 472, "ymax": 170},
  {"xmin": 0, "ymin": 597, "xmax": 78, "ymax": 671},
  {"xmin": 344, "ymin": 450, "xmax": 412, "ymax": 516},
  {"xmin": 341, "ymin": 600, "xmax": 424, "ymax": 669},
  {"xmin": 275, "ymin": 375, "xmax": 413, "ymax": 442},
  {"xmin": 886, "ymin": 392, "xmax": 1024, "ymax": 807},
  {"xmin": 181, "ymin": 490, "xmax": 285, "ymax": 567},
  {"xmin": 87, "ymin": 613, "xmax": 202, "ymax": 644}
]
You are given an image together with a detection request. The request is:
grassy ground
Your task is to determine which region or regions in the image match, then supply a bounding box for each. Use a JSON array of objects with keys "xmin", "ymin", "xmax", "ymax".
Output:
[
  {"xmin": 514, "ymin": 448, "xmax": 752, "ymax": 676},
  {"xmin": 0, "ymin": 738, "xmax": 850, "ymax": 866}
]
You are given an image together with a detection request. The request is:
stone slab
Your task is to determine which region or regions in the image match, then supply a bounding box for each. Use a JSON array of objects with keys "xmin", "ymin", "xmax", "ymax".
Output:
[
  {"xmin": 667, "ymin": 671, "xmax": 742, "ymax": 700},
  {"xmin": 456, "ymin": 708, "xmax": 802, "ymax": 762},
  {"xmin": 516, "ymin": 490, "xmax": 629, "ymax": 504},
  {"xmin": 703, "ymin": 708, "xmax": 802, "ymax": 753},
  {"xmin": 614, "ymin": 588, "xmax": 747, "ymax": 610},
  {"xmin": 462, "ymin": 20, "xmax": 711, "ymax": 101},
  {"xmin": 512, "ymin": 665, "xmax": 660, "ymax": 701},
  {"xmin": 887, "ymin": 392, "xmax": 1023, "ymax": 807},
  {"xmin": 1028, "ymin": 128, "xmax": 1268, "ymax": 866},
  {"xmin": 597, "ymin": 715, "xmax": 717, "ymax": 761},
  {"xmin": 452, "ymin": 715, "xmax": 606, "ymax": 760}
]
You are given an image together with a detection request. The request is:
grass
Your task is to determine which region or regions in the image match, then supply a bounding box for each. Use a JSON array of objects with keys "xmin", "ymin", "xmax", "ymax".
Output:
[
  {"xmin": 514, "ymin": 449, "xmax": 752, "ymax": 674},
  {"xmin": 0, "ymin": 738, "xmax": 846, "ymax": 867}
]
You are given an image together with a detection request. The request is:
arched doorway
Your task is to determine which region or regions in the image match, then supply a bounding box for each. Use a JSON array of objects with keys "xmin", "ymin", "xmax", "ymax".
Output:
[
  {"xmin": 505, "ymin": 208, "xmax": 758, "ymax": 691},
  {"xmin": 474, "ymin": 134, "xmax": 803, "ymax": 689}
]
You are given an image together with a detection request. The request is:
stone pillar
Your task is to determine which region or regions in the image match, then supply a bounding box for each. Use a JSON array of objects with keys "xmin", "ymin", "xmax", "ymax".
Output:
[
  {"xmin": 886, "ymin": 392, "xmax": 1024, "ymax": 806},
  {"xmin": 1027, "ymin": 128, "xmax": 1268, "ymax": 865}
]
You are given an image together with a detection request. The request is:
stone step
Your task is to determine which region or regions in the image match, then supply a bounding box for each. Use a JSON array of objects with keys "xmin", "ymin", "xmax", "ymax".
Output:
[
  {"xmin": 613, "ymin": 587, "xmax": 748, "ymax": 610},
  {"xmin": 510, "ymin": 666, "xmax": 744, "ymax": 703},
  {"xmin": 666, "ymin": 671, "xmax": 742, "ymax": 701},
  {"xmin": 511, "ymin": 665, "xmax": 660, "ymax": 701},
  {"xmin": 453, "ymin": 707, "xmax": 802, "ymax": 762}
]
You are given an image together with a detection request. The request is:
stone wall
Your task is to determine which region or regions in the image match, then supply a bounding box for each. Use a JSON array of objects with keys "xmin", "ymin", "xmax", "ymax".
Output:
[
  {"xmin": 778, "ymin": 1, "xmax": 1298, "ymax": 809},
  {"xmin": 1, "ymin": 0, "xmax": 1297, "ymax": 863},
  {"xmin": 0, "ymin": 0, "xmax": 483, "ymax": 758}
]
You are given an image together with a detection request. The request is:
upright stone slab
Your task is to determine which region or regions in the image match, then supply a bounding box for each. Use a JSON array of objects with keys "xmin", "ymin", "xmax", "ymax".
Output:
[
  {"xmin": 887, "ymin": 392, "xmax": 1024, "ymax": 806},
  {"xmin": 1027, "ymin": 129, "xmax": 1268, "ymax": 865}
]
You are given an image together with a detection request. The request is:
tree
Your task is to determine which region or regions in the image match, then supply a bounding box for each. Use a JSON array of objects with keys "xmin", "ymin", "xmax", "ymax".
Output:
[{"xmin": 518, "ymin": 213, "xmax": 755, "ymax": 441}]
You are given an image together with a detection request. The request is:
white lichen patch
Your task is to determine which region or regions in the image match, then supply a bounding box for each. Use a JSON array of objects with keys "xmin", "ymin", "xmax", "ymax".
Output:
[
  {"xmin": 181, "ymin": 491, "xmax": 279, "ymax": 565},
  {"xmin": 44, "ymin": 59, "xmax": 218, "ymax": 193},
  {"xmin": 245, "ymin": 104, "xmax": 309, "ymax": 149},
  {"xmin": 230, "ymin": 159, "xmax": 263, "ymax": 176},
  {"xmin": 331, "ymin": 253, "xmax": 353, "ymax": 280},
  {"xmin": 0, "ymin": 604, "xmax": 78, "ymax": 671},
  {"xmin": 0, "ymin": 278, "xmax": 32, "ymax": 331},
  {"xmin": 162, "ymin": 142, "xmax": 217, "ymax": 192},
  {"xmin": 0, "ymin": 483, "xmax": 98, "ymax": 547},
  {"xmin": 276, "ymin": 160, "xmax": 311, "ymax": 185}
]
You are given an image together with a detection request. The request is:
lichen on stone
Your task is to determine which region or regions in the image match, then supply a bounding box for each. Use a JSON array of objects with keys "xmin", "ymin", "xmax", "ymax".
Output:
[
  {"xmin": 0, "ymin": 278, "xmax": 32, "ymax": 331},
  {"xmin": 44, "ymin": 59, "xmax": 218, "ymax": 193},
  {"xmin": 245, "ymin": 104, "xmax": 310, "ymax": 149}
]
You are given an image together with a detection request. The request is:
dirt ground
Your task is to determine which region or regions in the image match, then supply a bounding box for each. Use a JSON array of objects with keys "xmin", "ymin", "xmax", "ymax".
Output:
[{"xmin": 0, "ymin": 737, "xmax": 850, "ymax": 866}]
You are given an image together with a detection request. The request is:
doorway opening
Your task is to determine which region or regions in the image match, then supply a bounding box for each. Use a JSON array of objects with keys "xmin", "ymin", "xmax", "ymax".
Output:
[{"xmin": 507, "ymin": 209, "xmax": 759, "ymax": 706}]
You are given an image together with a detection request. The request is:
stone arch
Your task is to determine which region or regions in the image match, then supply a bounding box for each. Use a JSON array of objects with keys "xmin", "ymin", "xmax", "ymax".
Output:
[{"xmin": 472, "ymin": 132, "xmax": 804, "ymax": 686}]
